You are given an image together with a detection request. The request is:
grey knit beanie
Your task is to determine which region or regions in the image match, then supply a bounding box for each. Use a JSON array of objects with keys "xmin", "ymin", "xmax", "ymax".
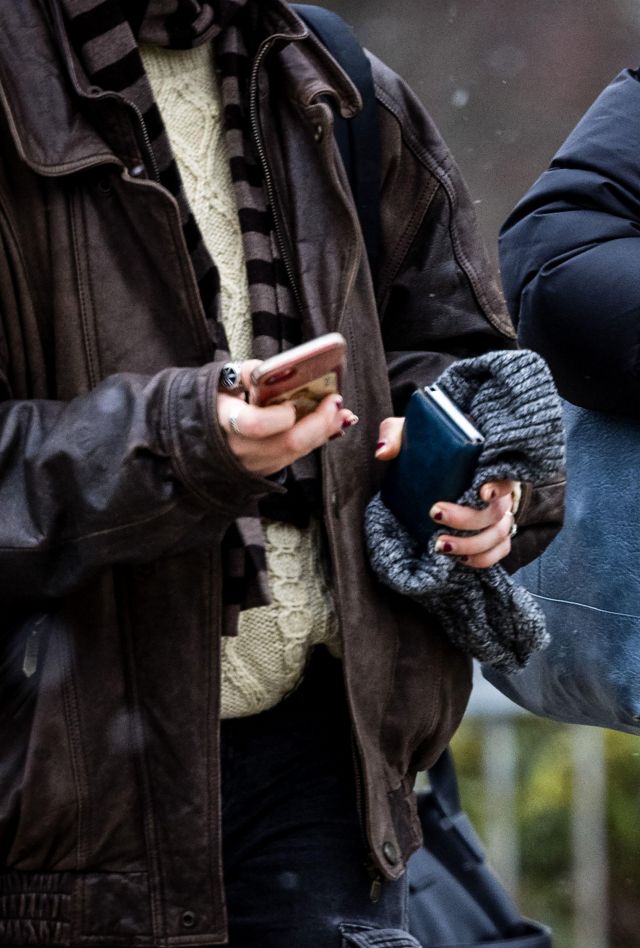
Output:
[{"xmin": 365, "ymin": 349, "xmax": 565, "ymax": 672}]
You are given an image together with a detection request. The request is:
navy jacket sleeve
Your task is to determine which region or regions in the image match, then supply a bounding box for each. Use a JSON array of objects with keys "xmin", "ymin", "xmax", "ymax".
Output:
[{"xmin": 499, "ymin": 69, "xmax": 640, "ymax": 418}]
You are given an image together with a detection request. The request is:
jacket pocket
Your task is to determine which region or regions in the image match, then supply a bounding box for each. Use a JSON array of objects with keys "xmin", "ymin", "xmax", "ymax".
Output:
[{"xmin": 0, "ymin": 609, "xmax": 85, "ymax": 869}]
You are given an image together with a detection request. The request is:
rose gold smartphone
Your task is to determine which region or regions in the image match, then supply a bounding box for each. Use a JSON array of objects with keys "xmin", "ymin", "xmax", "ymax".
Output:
[{"xmin": 249, "ymin": 332, "xmax": 347, "ymax": 419}]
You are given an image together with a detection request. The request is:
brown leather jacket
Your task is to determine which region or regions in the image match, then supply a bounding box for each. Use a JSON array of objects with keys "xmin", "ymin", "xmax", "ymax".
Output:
[{"xmin": 0, "ymin": 1, "xmax": 564, "ymax": 944}]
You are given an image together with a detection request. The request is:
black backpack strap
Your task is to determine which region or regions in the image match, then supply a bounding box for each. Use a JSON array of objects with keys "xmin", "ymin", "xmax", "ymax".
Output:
[
  {"xmin": 292, "ymin": 4, "xmax": 381, "ymax": 280},
  {"xmin": 424, "ymin": 747, "xmax": 537, "ymax": 936}
]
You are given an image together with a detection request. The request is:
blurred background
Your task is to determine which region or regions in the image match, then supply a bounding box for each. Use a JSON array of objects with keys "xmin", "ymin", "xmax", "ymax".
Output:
[
  {"xmin": 317, "ymin": 1, "xmax": 640, "ymax": 946},
  {"xmin": 323, "ymin": 0, "xmax": 640, "ymax": 265}
]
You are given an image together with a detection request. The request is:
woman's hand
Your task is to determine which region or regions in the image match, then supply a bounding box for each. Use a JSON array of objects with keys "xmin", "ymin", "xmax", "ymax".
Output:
[
  {"xmin": 217, "ymin": 360, "xmax": 358, "ymax": 477},
  {"xmin": 376, "ymin": 416, "xmax": 518, "ymax": 569}
]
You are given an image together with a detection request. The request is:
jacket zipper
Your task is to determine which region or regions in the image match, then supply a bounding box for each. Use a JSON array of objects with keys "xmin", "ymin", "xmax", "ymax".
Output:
[
  {"xmin": 249, "ymin": 39, "xmax": 305, "ymax": 318},
  {"xmin": 121, "ymin": 97, "xmax": 161, "ymax": 183},
  {"xmin": 253, "ymin": 36, "xmax": 380, "ymax": 853},
  {"xmin": 88, "ymin": 90, "xmax": 160, "ymax": 184},
  {"xmin": 34, "ymin": 0, "xmax": 159, "ymax": 183},
  {"xmin": 350, "ymin": 732, "xmax": 383, "ymax": 902}
]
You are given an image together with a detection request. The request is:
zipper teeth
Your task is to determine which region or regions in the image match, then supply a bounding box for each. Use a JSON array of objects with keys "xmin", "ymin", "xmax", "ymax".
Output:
[
  {"xmin": 124, "ymin": 98, "xmax": 161, "ymax": 183},
  {"xmin": 90, "ymin": 89, "xmax": 160, "ymax": 183},
  {"xmin": 351, "ymin": 734, "xmax": 366, "ymax": 827},
  {"xmin": 352, "ymin": 734, "xmax": 383, "ymax": 899},
  {"xmin": 249, "ymin": 41, "xmax": 305, "ymax": 318}
]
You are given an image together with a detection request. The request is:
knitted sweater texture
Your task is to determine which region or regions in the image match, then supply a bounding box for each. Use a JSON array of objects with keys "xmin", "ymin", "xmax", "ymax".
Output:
[{"xmin": 141, "ymin": 43, "xmax": 339, "ymax": 717}]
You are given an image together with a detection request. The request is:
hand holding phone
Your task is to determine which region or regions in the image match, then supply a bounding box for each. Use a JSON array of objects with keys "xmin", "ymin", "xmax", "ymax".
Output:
[
  {"xmin": 249, "ymin": 332, "xmax": 346, "ymax": 420},
  {"xmin": 381, "ymin": 385, "xmax": 484, "ymax": 548}
]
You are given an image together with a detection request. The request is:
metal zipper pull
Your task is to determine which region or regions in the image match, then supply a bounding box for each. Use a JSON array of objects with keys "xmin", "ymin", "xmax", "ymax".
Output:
[
  {"xmin": 365, "ymin": 854, "xmax": 383, "ymax": 903},
  {"xmin": 369, "ymin": 874, "xmax": 383, "ymax": 903},
  {"xmin": 22, "ymin": 615, "xmax": 47, "ymax": 678}
]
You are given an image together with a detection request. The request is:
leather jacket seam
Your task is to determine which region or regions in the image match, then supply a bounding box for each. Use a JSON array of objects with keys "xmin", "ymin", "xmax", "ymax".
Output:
[
  {"xmin": 377, "ymin": 179, "xmax": 439, "ymax": 315},
  {"xmin": 69, "ymin": 189, "xmax": 101, "ymax": 389},
  {"xmin": 0, "ymin": 503, "xmax": 182, "ymax": 553},
  {"xmin": 113, "ymin": 576, "xmax": 166, "ymax": 941},
  {"xmin": 375, "ymin": 85, "xmax": 513, "ymax": 339},
  {"xmin": 55, "ymin": 630, "xmax": 91, "ymax": 871},
  {"xmin": 131, "ymin": 178, "xmax": 214, "ymax": 361},
  {"xmin": 165, "ymin": 369, "xmax": 216, "ymax": 510}
]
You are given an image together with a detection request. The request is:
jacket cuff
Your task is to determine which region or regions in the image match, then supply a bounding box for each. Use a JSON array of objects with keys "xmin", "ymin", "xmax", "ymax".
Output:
[
  {"xmin": 163, "ymin": 363, "xmax": 284, "ymax": 515},
  {"xmin": 503, "ymin": 477, "xmax": 565, "ymax": 574}
]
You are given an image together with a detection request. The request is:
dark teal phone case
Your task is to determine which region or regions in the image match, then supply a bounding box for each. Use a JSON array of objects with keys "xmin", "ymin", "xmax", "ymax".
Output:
[{"xmin": 380, "ymin": 387, "xmax": 484, "ymax": 549}]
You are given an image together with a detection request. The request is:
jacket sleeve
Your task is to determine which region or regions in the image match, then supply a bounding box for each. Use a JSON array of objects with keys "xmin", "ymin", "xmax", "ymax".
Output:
[
  {"xmin": 369, "ymin": 57, "xmax": 564, "ymax": 568},
  {"xmin": 499, "ymin": 69, "xmax": 640, "ymax": 419},
  {"xmin": 0, "ymin": 356, "xmax": 279, "ymax": 604},
  {"xmin": 370, "ymin": 54, "xmax": 516, "ymax": 413}
]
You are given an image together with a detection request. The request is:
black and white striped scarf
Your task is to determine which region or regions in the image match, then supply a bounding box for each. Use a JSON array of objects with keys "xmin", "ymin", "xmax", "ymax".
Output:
[{"xmin": 61, "ymin": 0, "xmax": 319, "ymax": 633}]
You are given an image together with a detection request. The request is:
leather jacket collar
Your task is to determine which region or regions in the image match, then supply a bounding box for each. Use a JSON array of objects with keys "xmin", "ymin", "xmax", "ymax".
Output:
[{"xmin": 0, "ymin": 0, "xmax": 361, "ymax": 176}]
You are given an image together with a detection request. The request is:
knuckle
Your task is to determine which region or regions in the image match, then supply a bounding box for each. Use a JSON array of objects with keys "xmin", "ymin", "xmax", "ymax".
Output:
[
  {"xmin": 281, "ymin": 428, "xmax": 299, "ymax": 454},
  {"xmin": 473, "ymin": 553, "xmax": 493, "ymax": 569},
  {"xmin": 498, "ymin": 494, "xmax": 512, "ymax": 513},
  {"xmin": 241, "ymin": 413, "xmax": 261, "ymax": 438},
  {"xmin": 283, "ymin": 426, "xmax": 309, "ymax": 457}
]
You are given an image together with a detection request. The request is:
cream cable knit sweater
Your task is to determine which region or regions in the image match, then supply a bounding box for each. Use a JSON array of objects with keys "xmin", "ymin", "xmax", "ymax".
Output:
[{"xmin": 140, "ymin": 44, "xmax": 340, "ymax": 717}]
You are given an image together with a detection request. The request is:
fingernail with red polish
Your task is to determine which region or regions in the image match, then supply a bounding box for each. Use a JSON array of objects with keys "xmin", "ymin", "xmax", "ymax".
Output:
[
  {"xmin": 436, "ymin": 540, "xmax": 454, "ymax": 554},
  {"xmin": 334, "ymin": 396, "xmax": 344, "ymax": 410},
  {"xmin": 376, "ymin": 441, "xmax": 386, "ymax": 451},
  {"xmin": 330, "ymin": 429, "xmax": 346, "ymax": 441}
]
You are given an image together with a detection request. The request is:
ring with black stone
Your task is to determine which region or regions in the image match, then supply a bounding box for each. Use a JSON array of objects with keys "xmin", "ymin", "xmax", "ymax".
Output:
[{"xmin": 219, "ymin": 361, "xmax": 244, "ymax": 392}]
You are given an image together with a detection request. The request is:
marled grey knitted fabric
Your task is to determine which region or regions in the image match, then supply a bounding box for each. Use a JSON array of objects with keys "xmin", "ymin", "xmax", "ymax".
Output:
[{"xmin": 365, "ymin": 350, "xmax": 565, "ymax": 671}]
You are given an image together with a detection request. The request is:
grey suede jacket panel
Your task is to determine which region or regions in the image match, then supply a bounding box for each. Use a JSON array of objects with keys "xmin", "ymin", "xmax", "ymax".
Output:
[{"xmin": 0, "ymin": 1, "xmax": 563, "ymax": 944}]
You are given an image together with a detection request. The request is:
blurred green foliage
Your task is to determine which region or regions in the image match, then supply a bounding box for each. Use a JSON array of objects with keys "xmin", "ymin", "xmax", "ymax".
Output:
[{"xmin": 451, "ymin": 720, "xmax": 640, "ymax": 948}]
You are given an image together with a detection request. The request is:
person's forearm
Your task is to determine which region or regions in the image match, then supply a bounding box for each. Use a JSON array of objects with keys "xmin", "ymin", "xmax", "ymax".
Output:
[{"xmin": 0, "ymin": 364, "xmax": 276, "ymax": 602}]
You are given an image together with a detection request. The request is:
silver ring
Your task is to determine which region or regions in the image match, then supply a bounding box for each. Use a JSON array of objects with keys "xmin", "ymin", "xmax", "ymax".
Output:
[{"xmin": 228, "ymin": 406, "xmax": 245, "ymax": 438}]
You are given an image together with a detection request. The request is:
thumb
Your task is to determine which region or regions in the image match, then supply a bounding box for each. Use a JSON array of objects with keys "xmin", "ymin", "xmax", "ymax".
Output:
[{"xmin": 375, "ymin": 416, "xmax": 404, "ymax": 459}]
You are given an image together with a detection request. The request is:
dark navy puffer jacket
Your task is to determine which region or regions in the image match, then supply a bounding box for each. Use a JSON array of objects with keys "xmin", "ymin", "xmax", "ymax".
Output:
[{"xmin": 499, "ymin": 69, "xmax": 640, "ymax": 419}]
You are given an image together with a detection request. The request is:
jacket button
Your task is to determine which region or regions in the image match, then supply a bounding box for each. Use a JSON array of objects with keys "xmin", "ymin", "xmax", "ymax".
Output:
[
  {"xmin": 181, "ymin": 910, "xmax": 196, "ymax": 928},
  {"xmin": 382, "ymin": 841, "xmax": 400, "ymax": 866},
  {"xmin": 313, "ymin": 123, "xmax": 324, "ymax": 142}
]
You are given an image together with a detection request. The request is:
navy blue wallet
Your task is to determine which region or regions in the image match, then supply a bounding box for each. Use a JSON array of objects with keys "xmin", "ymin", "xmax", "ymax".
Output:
[{"xmin": 380, "ymin": 385, "xmax": 484, "ymax": 549}]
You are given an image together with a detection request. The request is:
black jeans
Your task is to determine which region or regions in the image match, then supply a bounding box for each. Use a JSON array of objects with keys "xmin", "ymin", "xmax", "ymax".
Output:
[{"xmin": 220, "ymin": 648, "xmax": 420, "ymax": 947}]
